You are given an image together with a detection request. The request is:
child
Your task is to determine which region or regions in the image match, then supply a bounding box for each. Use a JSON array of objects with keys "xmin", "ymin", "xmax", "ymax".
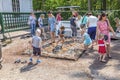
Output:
[
  {"xmin": 98, "ymin": 33, "xmax": 107, "ymax": 63},
  {"xmin": 38, "ymin": 14, "xmax": 47, "ymax": 40},
  {"xmin": 114, "ymin": 17, "xmax": 120, "ymax": 33},
  {"xmin": 29, "ymin": 29, "xmax": 42, "ymax": 64},
  {"xmin": 56, "ymin": 26, "xmax": 65, "ymax": 47},
  {"xmin": 80, "ymin": 24, "xmax": 92, "ymax": 53}
]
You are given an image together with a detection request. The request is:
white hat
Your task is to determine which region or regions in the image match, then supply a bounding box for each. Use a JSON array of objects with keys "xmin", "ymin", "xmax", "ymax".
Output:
[{"xmin": 36, "ymin": 29, "xmax": 41, "ymax": 34}]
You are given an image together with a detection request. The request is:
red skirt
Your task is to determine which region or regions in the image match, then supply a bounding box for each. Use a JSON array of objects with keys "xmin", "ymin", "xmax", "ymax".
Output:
[{"xmin": 98, "ymin": 46, "xmax": 106, "ymax": 54}]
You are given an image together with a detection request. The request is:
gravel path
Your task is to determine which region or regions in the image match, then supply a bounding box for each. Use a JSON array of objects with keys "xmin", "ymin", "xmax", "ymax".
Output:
[{"xmin": 0, "ymin": 31, "xmax": 120, "ymax": 80}]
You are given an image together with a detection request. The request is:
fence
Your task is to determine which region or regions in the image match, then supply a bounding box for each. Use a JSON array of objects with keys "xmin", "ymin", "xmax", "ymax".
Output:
[
  {"xmin": 0, "ymin": 12, "xmax": 30, "ymax": 33},
  {"xmin": 0, "ymin": 10, "xmax": 120, "ymax": 39},
  {"xmin": 0, "ymin": 12, "xmax": 48, "ymax": 33}
]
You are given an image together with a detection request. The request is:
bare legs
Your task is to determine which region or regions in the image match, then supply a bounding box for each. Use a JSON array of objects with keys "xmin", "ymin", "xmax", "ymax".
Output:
[
  {"xmin": 50, "ymin": 32, "xmax": 55, "ymax": 43},
  {"xmin": 56, "ymin": 37, "xmax": 65, "ymax": 46},
  {"xmin": 106, "ymin": 44, "xmax": 112, "ymax": 58},
  {"xmin": 99, "ymin": 54, "xmax": 106, "ymax": 62}
]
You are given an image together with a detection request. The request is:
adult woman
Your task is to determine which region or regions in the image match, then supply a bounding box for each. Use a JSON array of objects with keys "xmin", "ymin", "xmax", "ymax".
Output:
[
  {"xmin": 48, "ymin": 11, "xmax": 56, "ymax": 43},
  {"xmin": 70, "ymin": 13, "xmax": 77, "ymax": 41},
  {"xmin": 38, "ymin": 14, "xmax": 46, "ymax": 40},
  {"xmin": 114, "ymin": 17, "xmax": 120, "ymax": 33},
  {"xmin": 56, "ymin": 12, "xmax": 62, "ymax": 37},
  {"xmin": 28, "ymin": 12, "xmax": 36, "ymax": 36},
  {"xmin": 96, "ymin": 13, "xmax": 116, "ymax": 58}
]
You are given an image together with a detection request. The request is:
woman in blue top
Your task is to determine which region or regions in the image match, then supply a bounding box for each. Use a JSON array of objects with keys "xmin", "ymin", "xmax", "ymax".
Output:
[
  {"xmin": 48, "ymin": 11, "xmax": 56, "ymax": 43},
  {"xmin": 28, "ymin": 12, "xmax": 36, "ymax": 36}
]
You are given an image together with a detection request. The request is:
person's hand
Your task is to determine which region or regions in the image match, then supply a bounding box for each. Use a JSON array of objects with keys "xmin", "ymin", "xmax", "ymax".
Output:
[
  {"xmin": 95, "ymin": 39, "xmax": 98, "ymax": 45},
  {"xmin": 95, "ymin": 36, "xmax": 98, "ymax": 42},
  {"xmin": 113, "ymin": 32, "xmax": 116, "ymax": 38}
]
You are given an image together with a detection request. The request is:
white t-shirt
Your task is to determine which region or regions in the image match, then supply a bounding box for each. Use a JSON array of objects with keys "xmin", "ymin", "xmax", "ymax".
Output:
[
  {"xmin": 88, "ymin": 15, "xmax": 98, "ymax": 27},
  {"xmin": 76, "ymin": 17, "xmax": 83, "ymax": 28},
  {"xmin": 32, "ymin": 36, "xmax": 42, "ymax": 48}
]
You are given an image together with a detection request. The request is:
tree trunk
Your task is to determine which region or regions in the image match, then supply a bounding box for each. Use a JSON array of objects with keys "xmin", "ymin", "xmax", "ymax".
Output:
[
  {"xmin": 88, "ymin": 0, "xmax": 91, "ymax": 11},
  {"xmin": 103, "ymin": 0, "xmax": 106, "ymax": 11}
]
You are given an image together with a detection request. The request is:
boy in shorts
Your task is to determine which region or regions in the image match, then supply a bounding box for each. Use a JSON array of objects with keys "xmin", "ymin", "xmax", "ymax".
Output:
[{"xmin": 29, "ymin": 29, "xmax": 42, "ymax": 64}]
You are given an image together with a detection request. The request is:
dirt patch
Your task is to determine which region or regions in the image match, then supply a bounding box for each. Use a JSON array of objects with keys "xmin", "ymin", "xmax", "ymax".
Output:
[{"xmin": 0, "ymin": 34, "xmax": 120, "ymax": 80}]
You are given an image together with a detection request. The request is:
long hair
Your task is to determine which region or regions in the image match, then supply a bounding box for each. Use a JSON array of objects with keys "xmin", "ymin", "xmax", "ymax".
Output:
[{"xmin": 99, "ymin": 13, "xmax": 106, "ymax": 21}]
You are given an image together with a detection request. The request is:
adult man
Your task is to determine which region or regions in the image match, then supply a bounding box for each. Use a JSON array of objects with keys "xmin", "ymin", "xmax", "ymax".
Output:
[{"xmin": 87, "ymin": 12, "xmax": 98, "ymax": 49}]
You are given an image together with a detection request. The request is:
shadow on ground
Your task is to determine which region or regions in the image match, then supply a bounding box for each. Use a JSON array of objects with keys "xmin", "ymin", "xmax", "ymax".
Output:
[
  {"xmin": 88, "ymin": 39, "xmax": 120, "ymax": 80},
  {"xmin": 20, "ymin": 63, "xmax": 37, "ymax": 73},
  {"xmin": 69, "ymin": 71, "xmax": 93, "ymax": 79}
]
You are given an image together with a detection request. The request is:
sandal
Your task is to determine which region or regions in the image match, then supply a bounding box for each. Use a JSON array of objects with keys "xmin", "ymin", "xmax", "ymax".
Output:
[
  {"xmin": 107, "ymin": 54, "xmax": 112, "ymax": 59},
  {"xmin": 100, "ymin": 60, "xmax": 107, "ymax": 63}
]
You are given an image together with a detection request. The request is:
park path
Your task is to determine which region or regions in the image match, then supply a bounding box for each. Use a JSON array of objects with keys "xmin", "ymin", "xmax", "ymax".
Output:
[{"xmin": 0, "ymin": 30, "xmax": 120, "ymax": 80}]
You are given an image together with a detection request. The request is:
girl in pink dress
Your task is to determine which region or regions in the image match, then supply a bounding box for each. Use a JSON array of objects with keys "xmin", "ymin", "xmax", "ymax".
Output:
[{"xmin": 96, "ymin": 13, "xmax": 116, "ymax": 59}]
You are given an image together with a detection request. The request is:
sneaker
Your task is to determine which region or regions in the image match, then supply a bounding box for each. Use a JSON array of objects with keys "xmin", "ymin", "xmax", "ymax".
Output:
[
  {"xmin": 36, "ymin": 60, "xmax": 41, "ymax": 64},
  {"xmin": 14, "ymin": 59, "xmax": 21, "ymax": 63},
  {"xmin": 29, "ymin": 58, "xmax": 33, "ymax": 62}
]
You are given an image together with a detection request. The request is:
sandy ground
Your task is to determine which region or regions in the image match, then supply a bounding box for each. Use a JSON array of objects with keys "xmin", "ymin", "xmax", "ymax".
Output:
[{"xmin": 0, "ymin": 30, "xmax": 120, "ymax": 80}]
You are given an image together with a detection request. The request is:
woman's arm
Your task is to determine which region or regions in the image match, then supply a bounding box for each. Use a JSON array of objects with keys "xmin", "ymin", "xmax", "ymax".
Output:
[
  {"xmin": 107, "ymin": 19, "xmax": 116, "ymax": 36},
  {"xmin": 96, "ymin": 24, "xmax": 99, "ymax": 41},
  {"xmin": 87, "ymin": 21, "xmax": 89, "ymax": 28}
]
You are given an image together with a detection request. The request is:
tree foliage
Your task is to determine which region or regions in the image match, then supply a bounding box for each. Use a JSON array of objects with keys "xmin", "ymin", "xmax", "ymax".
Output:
[{"xmin": 33, "ymin": 0, "xmax": 120, "ymax": 11}]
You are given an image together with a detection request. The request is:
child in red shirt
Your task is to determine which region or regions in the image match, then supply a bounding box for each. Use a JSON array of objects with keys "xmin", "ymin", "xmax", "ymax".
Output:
[{"xmin": 98, "ymin": 34, "xmax": 108, "ymax": 63}]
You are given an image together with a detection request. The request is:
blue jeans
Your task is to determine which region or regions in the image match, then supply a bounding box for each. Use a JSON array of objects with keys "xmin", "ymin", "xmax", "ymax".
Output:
[{"xmin": 30, "ymin": 23, "xmax": 36, "ymax": 36}]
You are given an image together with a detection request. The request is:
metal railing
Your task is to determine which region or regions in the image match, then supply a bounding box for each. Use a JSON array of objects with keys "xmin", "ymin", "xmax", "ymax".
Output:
[
  {"xmin": 0, "ymin": 10, "xmax": 120, "ymax": 39},
  {"xmin": 0, "ymin": 12, "xmax": 48, "ymax": 33},
  {"xmin": 0, "ymin": 12, "xmax": 30, "ymax": 33}
]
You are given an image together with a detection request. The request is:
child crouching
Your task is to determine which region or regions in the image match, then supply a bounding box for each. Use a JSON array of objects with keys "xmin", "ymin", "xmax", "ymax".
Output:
[
  {"xmin": 56, "ymin": 26, "xmax": 65, "ymax": 47},
  {"xmin": 80, "ymin": 24, "xmax": 92, "ymax": 53},
  {"xmin": 29, "ymin": 29, "xmax": 42, "ymax": 64}
]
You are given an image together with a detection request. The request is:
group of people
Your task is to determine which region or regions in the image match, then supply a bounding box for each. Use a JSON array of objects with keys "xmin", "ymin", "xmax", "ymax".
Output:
[
  {"xmin": 80, "ymin": 12, "xmax": 115, "ymax": 63},
  {"xmin": 27, "ymin": 11, "xmax": 65, "ymax": 64},
  {"xmin": 28, "ymin": 11, "xmax": 116, "ymax": 64}
]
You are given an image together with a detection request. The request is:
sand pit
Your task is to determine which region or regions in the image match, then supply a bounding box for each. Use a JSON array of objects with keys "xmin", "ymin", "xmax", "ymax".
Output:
[{"xmin": 24, "ymin": 38, "xmax": 85, "ymax": 61}]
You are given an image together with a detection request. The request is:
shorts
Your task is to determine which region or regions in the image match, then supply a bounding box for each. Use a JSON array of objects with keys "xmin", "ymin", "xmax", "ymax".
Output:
[
  {"xmin": 50, "ymin": 24, "xmax": 55, "ymax": 32},
  {"xmin": 33, "ymin": 47, "xmax": 41, "ymax": 56},
  {"xmin": 88, "ymin": 27, "xmax": 96, "ymax": 40}
]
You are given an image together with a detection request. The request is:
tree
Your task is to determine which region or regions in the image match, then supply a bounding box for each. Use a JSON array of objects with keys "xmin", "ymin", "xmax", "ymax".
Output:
[{"xmin": 33, "ymin": 0, "xmax": 120, "ymax": 11}]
